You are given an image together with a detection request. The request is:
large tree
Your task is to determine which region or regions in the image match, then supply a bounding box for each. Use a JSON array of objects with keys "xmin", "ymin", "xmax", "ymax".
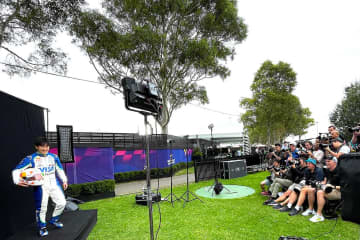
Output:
[
  {"xmin": 240, "ymin": 60, "xmax": 313, "ymax": 144},
  {"xmin": 70, "ymin": 0, "xmax": 247, "ymax": 133},
  {"xmin": 330, "ymin": 81, "xmax": 360, "ymax": 140},
  {"xmin": 0, "ymin": 0, "xmax": 84, "ymax": 76}
]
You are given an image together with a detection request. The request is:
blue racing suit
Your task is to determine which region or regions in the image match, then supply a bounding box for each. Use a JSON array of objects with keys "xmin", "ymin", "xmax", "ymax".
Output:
[{"xmin": 12, "ymin": 152, "xmax": 68, "ymax": 229}]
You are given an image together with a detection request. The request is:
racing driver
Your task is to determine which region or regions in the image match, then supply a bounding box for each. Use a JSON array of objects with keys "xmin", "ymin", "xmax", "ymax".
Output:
[{"xmin": 12, "ymin": 136, "xmax": 68, "ymax": 237}]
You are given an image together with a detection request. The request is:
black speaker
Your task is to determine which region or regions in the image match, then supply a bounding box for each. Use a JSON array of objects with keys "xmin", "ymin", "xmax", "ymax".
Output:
[
  {"xmin": 338, "ymin": 153, "xmax": 360, "ymax": 224},
  {"xmin": 221, "ymin": 159, "xmax": 247, "ymax": 179},
  {"xmin": 56, "ymin": 125, "xmax": 74, "ymax": 163}
]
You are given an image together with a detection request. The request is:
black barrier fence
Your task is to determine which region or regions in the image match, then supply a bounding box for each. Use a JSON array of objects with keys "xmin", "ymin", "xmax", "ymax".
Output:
[
  {"xmin": 194, "ymin": 154, "xmax": 261, "ymax": 182},
  {"xmin": 339, "ymin": 152, "xmax": 360, "ymax": 224}
]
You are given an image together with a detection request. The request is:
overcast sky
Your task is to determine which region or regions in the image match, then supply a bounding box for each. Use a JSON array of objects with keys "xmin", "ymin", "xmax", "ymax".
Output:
[{"xmin": 1, "ymin": 0, "xmax": 360, "ymax": 141}]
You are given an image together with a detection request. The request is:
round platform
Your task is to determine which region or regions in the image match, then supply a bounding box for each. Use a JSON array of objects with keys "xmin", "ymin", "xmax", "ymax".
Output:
[{"xmin": 195, "ymin": 185, "xmax": 255, "ymax": 199}]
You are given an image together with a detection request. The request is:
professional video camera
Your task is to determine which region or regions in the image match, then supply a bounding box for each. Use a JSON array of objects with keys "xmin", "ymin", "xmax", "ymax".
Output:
[
  {"xmin": 288, "ymin": 159, "xmax": 300, "ymax": 166},
  {"xmin": 348, "ymin": 124, "xmax": 360, "ymax": 133},
  {"xmin": 267, "ymin": 165, "xmax": 281, "ymax": 172},
  {"xmin": 121, "ymin": 77, "xmax": 163, "ymax": 118},
  {"xmin": 306, "ymin": 179, "xmax": 323, "ymax": 190}
]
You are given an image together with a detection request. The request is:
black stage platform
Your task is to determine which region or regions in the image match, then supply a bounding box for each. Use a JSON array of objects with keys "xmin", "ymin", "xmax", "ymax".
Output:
[{"xmin": 7, "ymin": 210, "xmax": 97, "ymax": 240}]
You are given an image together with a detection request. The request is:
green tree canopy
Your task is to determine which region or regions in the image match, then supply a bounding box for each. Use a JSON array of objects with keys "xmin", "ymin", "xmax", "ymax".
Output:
[
  {"xmin": 240, "ymin": 60, "xmax": 313, "ymax": 144},
  {"xmin": 70, "ymin": 0, "xmax": 247, "ymax": 133},
  {"xmin": 0, "ymin": 0, "xmax": 84, "ymax": 76},
  {"xmin": 330, "ymin": 81, "xmax": 360, "ymax": 140}
]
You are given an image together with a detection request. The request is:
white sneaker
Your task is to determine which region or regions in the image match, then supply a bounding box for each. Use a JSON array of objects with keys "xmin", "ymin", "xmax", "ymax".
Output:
[
  {"xmin": 310, "ymin": 214, "xmax": 325, "ymax": 222},
  {"xmin": 302, "ymin": 208, "xmax": 315, "ymax": 216}
]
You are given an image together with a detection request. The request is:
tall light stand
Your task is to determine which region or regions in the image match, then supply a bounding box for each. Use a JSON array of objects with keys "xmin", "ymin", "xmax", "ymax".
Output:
[
  {"xmin": 143, "ymin": 113, "xmax": 154, "ymax": 240},
  {"xmin": 164, "ymin": 140, "xmax": 181, "ymax": 207},
  {"xmin": 180, "ymin": 136, "xmax": 203, "ymax": 207}
]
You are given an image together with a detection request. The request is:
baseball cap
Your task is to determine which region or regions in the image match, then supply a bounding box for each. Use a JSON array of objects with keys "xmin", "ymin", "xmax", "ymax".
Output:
[
  {"xmin": 305, "ymin": 158, "xmax": 316, "ymax": 166},
  {"xmin": 289, "ymin": 142, "xmax": 296, "ymax": 146},
  {"xmin": 326, "ymin": 157, "xmax": 338, "ymax": 163}
]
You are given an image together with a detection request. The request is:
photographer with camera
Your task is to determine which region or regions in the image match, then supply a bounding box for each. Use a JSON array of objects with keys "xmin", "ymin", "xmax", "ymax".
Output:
[
  {"xmin": 349, "ymin": 124, "xmax": 360, "ymax": 152},
  {"xmin": 312, "ymin": 142, "xmax": 325, "ymax": 168},
  {"xmin": 309, "ymin": 156, "xmax": 341, "ymax": 222},
  {"xmin": 260, "ymin": 159, "xmax": 281, "ymax": 196},
  {"xmin": 285, "ymin": 158, "xmax": 324, "ymax": 216},
  {"xmin": 325, "ymin": 137, "xmax": 350, "ymax": 159},
  {"xmin": 286, "ymin": 143, "xmax": 300, "ymax": 165},
  {"xmin": 269, "ymin": 157, "xmax": 308, "ymax": 209},
  {"xmin": 264, "ymin": 162, "xmax": 294, "ymax": 205}
]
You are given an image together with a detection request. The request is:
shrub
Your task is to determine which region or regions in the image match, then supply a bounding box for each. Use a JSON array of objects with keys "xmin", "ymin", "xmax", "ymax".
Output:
[{"xmin": 66, "ymin": 179, "xmax": 115, "ymax": 197}]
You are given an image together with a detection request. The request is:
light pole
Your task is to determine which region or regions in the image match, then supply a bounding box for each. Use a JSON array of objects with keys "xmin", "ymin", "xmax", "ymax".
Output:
[{"xmin": 208, "ymin": 123, "xmax": 214, "ymax": 140}]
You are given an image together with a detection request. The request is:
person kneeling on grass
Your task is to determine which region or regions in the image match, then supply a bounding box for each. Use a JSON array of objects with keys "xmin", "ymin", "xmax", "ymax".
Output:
[
  {"xmin": 310, "ymin": 157, "xmax": 341, "ymax": 222},
  {"xmin": 287, "ymin": 158, "xmax": 324, "ymax": 216},
  {"xmin": 270, "ymin": 157, "xmax": 308, "ymax": 209},
  {"xmin": 260, "ymin": 159, "xmax": 281, "ymax": 196}
]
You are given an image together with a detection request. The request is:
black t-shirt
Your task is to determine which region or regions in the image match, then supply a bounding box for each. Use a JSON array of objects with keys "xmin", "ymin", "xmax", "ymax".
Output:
[{"xmin": 324, "ymin": 165, "xmax": 340, "ymax": 186}]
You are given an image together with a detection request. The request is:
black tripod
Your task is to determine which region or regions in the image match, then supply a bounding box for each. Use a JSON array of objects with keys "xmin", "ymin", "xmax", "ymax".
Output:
[
  {"xmin": 208, "ymin": 159, "xmax": 235, "ymax": 196},
  {"xmin": 163, "ymin": 140, "xmax": 181, "ymax": 206},
  {"xmin": 180, "ymin": 137, "xmax": 202, "ymax": 207}
]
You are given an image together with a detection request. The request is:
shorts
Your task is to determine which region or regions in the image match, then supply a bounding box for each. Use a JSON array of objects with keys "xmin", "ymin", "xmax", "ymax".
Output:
[{"xmin": 288, "ymin": 183, "xmax": 302, "ymax": 192}]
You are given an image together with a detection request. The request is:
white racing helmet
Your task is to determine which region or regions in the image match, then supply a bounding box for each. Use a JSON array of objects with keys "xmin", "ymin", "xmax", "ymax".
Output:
[{"xmin": 20, "ymin": 168, "xmax": 44, "ymax": 186}]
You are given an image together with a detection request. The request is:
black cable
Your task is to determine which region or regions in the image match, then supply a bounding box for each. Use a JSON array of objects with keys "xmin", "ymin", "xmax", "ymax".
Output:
[
  {"xmin": 308, "ymin": 215, "xmax": 338, "ymax": 240},
  {"xmin": 0, "ymin": 61, "xmax": 104, "ymax": 85}
]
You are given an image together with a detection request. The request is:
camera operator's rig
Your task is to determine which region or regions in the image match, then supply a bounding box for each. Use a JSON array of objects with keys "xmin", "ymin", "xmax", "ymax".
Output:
[{"xmin": 122, "ymin": 77, "xmax": 163, "ymax": 240}]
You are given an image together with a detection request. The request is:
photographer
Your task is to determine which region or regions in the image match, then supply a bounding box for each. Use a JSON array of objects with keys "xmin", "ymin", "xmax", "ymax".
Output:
[
  {"xmin": 260, "ymin": 159, "xmax": 281, "ymax": 196},
  {"xmin": 286, "ymin": 143, "xmax": 300, "ymax": 165},
  {"xmin": 271, "ymin": 157, "xmax": 308, "ymax": 209},
  {"xmin": 312, "ymin": 142, "xmax": 325, "ymax": 168},
  {"xmin": 325, "ymin": 137, "xmax": 350, "ymax": 159},
  {"xmin": 285, "ymin": 158, "xmax": 324, "ymax": 216},
  {"xmin": 264, "ymin": 163, "xmax": 294, "ymax": 204},
  {"xmin": 350, "ymin": 124, "xmax": 360, "ymax": 152},
  {"xmin": 310, "ymin": 157, "xmax": 341, "ymax": 222}
]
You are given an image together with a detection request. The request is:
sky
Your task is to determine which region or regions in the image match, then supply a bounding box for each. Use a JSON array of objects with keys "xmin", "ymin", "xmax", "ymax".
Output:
[{"xmin": 1, "ymin": 0, "xmax": 360, "ymax": 141}]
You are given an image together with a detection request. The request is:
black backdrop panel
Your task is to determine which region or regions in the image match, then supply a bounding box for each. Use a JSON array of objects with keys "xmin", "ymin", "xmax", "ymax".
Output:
[
  {"xmin": 56, "ymin": 125, "xmax": 74, "ymax": 163},
  {"xmin": 339, "ymin": 153, "xmax": 360, "ymax": 224},
  {"xmin": 0, "ymin": 91, "xmax": 45, "ymax": 239}
]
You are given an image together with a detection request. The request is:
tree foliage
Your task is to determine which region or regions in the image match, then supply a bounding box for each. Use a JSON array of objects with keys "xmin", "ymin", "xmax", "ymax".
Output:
[
  {"xmin": 240, "ymin": 60, "xmax": 314, "ymax": 144},
  {"xmin": 0, "ymin": 0, "xmax": 84, "ymax": 76},
  {"xmin": 70, "ymin": 0, "xmax": 247, "ymax": 133},
  {"xmin": 330, "ymin": 81, "xmax": 360, "ymax": 140}
]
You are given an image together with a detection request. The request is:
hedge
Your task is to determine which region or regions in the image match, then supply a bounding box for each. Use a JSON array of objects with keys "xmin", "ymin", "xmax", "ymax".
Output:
[
  {"xmin": 114, "ymin": 161, "xmax": 194, "ymax": 183},
  {"xmin": 66, "ymin": 179, "xmax": 115, "ymax": 198}
]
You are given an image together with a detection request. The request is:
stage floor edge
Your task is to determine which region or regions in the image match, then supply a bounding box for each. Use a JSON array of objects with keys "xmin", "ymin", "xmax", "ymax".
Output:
[{"xmin": 7, "ymin": 209, "xmax": 97, "ymax": 240}]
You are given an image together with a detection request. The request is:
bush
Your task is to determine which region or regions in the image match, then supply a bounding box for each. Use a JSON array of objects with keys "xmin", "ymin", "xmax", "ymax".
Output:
[
  {"xmin": 114, "ymin": 161, "xmax": 193, "ymax": 183},
  {"xmin": 66, "ymin": 179, "xmax": 115, "ymax": 197}
]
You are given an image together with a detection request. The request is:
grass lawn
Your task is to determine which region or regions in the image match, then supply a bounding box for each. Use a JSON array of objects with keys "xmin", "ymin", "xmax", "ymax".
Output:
[
  {"xmin": 80, "ymin": 171, "xmax": 359, "ymax": 240},
  {"xmin": 174, "ymin": 166, "xmax": 194, "ymax": 176}
]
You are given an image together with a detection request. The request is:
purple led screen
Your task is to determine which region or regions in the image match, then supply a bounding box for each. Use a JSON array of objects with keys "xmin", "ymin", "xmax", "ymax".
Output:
[
  {"xmin": 50, "ymin": 147, "xmax": 114, "ymax": 184},
  {"xmin": 113, "ymin": 149, "xmax": 192, "ymax": 173}
]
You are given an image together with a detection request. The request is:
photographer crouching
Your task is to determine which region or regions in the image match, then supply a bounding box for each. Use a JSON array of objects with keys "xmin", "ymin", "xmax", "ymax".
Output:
[
  {"xmin": 310, "ymin": 156, "xmax": 341, "ymax": 222},
  {"xmin": 264, "ymin": 158, "xmax": 297, "ymax": 205},
  {"xmin": 270, "ymin": 156, "xmax": 308, "ymax": 210},
  {"xmin": 260, "ymin": 159, "xmax": 281, "ymax": 196},
  {"xmin": 286, "ymin": 158, "xmax": 324, "ymax": 216}
]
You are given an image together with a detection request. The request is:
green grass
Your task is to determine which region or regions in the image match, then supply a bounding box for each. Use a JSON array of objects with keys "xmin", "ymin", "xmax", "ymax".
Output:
[
  {"xmin": 174, "ymin": 166, "xmax": 194, "ymax": 176},
  {"xmin": 80, "ymin": 172, "xmax": 359, "ymax": 240}
]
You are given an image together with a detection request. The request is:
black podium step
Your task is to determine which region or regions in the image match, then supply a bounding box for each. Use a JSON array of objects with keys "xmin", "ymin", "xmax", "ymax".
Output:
[{"xmin": 7, "ymin": 209, "xmax": 97, "ymax": 240}]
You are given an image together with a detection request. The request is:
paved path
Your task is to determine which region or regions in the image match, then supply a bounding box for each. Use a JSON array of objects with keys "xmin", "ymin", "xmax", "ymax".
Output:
[{"xmin": 115, "ymin": 173, "xmax": 195, "ymax": 196}]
